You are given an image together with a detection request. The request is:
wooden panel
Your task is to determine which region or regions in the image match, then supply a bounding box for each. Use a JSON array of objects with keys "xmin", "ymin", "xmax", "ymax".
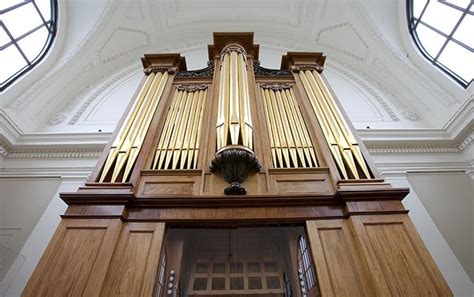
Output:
[
  {"xmin": 23, "ymin": 219, "xmax": 121, "ymax": 297},
  {"xmin": 100, "ymin": 222, "xmax": 165, "ymax": 297},
  {"xmin": 143, "ymin": 181, "xmax": 195, "ymax": 195},
  {"xmin": 305, "ymin": 220, "xmax": 376, "ymax": 297},
  {"xmin": 352, "ymin": 215, "xmax": 452, "ymax": 297},
  {"xmin": 269, "ymin": 168, "xmax": 333, "ymax": 194},
  {"xmin": 138, "ymin": 172, "xmax": 200, "ymax": 197},
  {"xmin": 128, "ymin": 206, "xmax": 344, "ymax": 223}
]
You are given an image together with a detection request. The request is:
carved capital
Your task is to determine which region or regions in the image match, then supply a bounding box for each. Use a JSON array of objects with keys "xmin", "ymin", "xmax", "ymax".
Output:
[
  {"xmin": 220, "ymin": 46, "xmax": 248, "ymax": 61},
  {"xmin": 290, "ymin": 64, "xmax": 324, "ymax": 73},
  {"xmin": 176, "ymin": 84, "xmax": 208, "ymax": 92},
  {"xmin": 260, "ymin": 83, "xmax": 292, "ymax": 91},
  {"xmin": 143, "ymin": 66, "xmax": 180, "ymax": 75}
]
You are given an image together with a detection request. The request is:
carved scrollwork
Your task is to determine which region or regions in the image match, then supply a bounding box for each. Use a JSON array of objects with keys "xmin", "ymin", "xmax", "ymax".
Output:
[
  {"xmin": 175, "ymin": 84, "xmax": 208, "ymax": 92},
  {"xmin": 144, "ymin": 66, "xmax": 178, "ymax": 75},
  {"xmin": 253, "ymin": 61, "xmax": 291, "ymax": 76},
  {"xmin": 176, "ymin": 61, "xmax": 215, "ymax": 78},
  {"xmin": 290, "ymin": 65, "xmax": 324, "ymax": 73},
  {"xmin": 260, "ymin": 83, "xmax": 292, "ymax": 91},
  {"xmin": 220, "ymin": 46, "xmax": 248, "ymax": 61},
  {"xmin": 209, "ymin": 146, "xmax": 261, "ymax": 195}
]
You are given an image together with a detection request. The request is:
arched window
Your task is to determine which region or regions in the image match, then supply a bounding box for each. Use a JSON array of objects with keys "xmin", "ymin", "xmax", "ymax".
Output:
[
  {"xmin": 407, "ymin": 0, "xmax": 473, "ymax": 87},
  {"xmin": 0, "ymin": 0, "xmax": 58, "ymax": 91}
]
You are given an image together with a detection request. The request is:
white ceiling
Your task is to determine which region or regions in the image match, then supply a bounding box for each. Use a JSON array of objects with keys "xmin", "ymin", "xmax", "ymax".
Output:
[{"xmin": 0, "ymin": 0, "xmax": 471, "ymax": 136}]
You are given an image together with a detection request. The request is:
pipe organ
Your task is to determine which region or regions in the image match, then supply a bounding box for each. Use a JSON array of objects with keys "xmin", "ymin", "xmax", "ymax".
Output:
[{"xmin": 23, "ymin": 33, "xmax": 452, "ymax": 297}]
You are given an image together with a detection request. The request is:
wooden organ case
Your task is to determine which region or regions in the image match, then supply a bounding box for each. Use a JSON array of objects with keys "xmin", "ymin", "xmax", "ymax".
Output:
[{"xmin": 23, "ymin": 33, "xmax": 452, "ymax": 297}]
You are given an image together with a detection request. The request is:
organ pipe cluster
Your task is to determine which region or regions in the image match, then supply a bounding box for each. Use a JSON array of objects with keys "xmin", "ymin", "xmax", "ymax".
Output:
[
  {"xmin": 152, "ymin": 85, "xmax": 207, "ymax": 170},
  {"xmin": 298, "ymin": 70, "xmax": 371, "ymax": 179},
  {"xmin": 98, "ymin": 71, "xmax": 169, "ymax": 182},
  {"xmin": 260, "ymin": 83, "xmax": 318, "ymax": 168},
  {"xmin": 216, "ymin": 46, "xmax": 254, "ymax": 151}
]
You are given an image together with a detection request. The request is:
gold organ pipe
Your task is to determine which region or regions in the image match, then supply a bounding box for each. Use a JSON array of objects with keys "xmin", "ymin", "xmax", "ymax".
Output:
[
  {"xmin": 216, "ymin": 54, "xmax": 229, "ymax": 150},
  {"xmin": 152, "ymin": 87, "xmax": 207, "ymax": 170},
  {"xmin": 167, "ymin": 90, "xmax": 192, "ymax": 170},
  {"xmin": 275, "ymin": 90, "xmax": 299, "ymax": 167},
  {"xmin": 173, "ymin": 90, "xmax": 194, "ymax": 169},
  {"xmin": 216, "ymin": 48, "xmax": 253, "ymax": 151},
  {"xmin": 287, "ymin": 89, "xmax": 318, "ymax": 167},
  {"xmin": 280, "ymin": 89, "xmax": 306, "ymax": 167},
  {"xmin": 304, "ymin": 70, "xmax": 359, "ymax": 179},
  {"xmin": 99, "ymin": 73, "xmax": 155, "ymax": 182},
  {"xmin": 299, "ymin": 71, "xmax": 348, "ymax": 178},
  {"xmin": 229, "ymin": 51, "xmax": 240, "ymax": 145},
  {"xmin": 311, "ymin": 71, "xmax": 371, "ymax": 179},
  {"xmin": 99, "ymin": 71, "xmax": 169, "ymax": 182},
  {"xmin": 261, "ymin": 88, "xmax": 278, "ymax": 168},
  {"xmin": 121, "ymin": 72, "xmax": 169, "ymax": 181},
  {"xmin": 155, "ymin": 90, "xmax": 185, "ymax": 170},
  {"xmin": 268, "ymin": 89, "xmax": 290, "ymax": 167},
  {"xmin": 180, "ymin": 91, "xmax": 198, "ymax": 169},
  {"xmin": 263, "ymin": 89, "xmax": 283, "ymax": 167},
  {"xmin": 153, "ymin": 90, "xmax": 181, "ymax": 169},
  {"xmin": 192, "ymin": 89, "xmax": 206, "ymax": 169},
  {"xmin": 261, "ymin": 85, "xmax": 319, "ymax": 169},
  {"xmin": 239, "ymin": 53, "xmax": 253, "ymax": 149}
]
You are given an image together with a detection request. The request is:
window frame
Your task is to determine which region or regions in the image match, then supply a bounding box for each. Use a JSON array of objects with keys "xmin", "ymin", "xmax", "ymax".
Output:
[
  {"xmin": 406, "ymin": 0, "xmax": 473, "ymax": 88},
  {"xmin": 297, "ymin": 235, "xmax": 318, "ymax": 294},
  {"xmin": 0, "ymin": 0, "xmax": 58, "ymax": 91}
]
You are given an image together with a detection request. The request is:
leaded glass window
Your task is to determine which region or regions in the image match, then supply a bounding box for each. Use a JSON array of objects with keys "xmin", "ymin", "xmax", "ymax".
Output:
[
  {"xmin": 0, "ymin": 0, "xmax": 57, "ymax": 91},
  {"xmin": 407, "ymin": 0, "xmax": 473, "ymax": 87}
]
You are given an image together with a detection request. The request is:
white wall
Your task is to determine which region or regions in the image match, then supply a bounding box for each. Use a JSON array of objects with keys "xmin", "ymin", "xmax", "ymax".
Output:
[{"xmin": 407, "ymin": 172, "xmax": 473, "ymax": 282}]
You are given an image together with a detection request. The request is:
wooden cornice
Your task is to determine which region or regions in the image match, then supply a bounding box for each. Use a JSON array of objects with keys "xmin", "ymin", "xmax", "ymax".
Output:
[
  {"xmin": 207, "ymin": 32, "xmax": 260, "ymax": 60},
  {"xmin": 281, "ymin": 52, "xmax": 326, "ymax": 72},
  {"xmin": 141, "ymin": 53, "xmax": 187, "ymax": 73}
]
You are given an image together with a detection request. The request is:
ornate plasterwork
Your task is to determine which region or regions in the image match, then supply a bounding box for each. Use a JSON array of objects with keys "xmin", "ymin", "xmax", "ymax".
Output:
[
  {"xmin": 328, "ymin": 59, "xmax": 421, "ymax": 122},
  {"xmin": 98, "ymin": 26, "xmax": 151, "ymax": 64},
  {"xmin": 316, "ymin": 22, "xmax": 369, "ymax": 62},
  {"xmin": 0, "ymin": 143, "xmax": 9, "ymax": 157},
  {"xmin": 325, "ymin": 62, "xmax": 400, "ymax": 121},
  {"xmin": 3, "ymin": 149, "xmax": 102, "ymax": 159},
  {"xmin": 47, "ymin": 63, "xmax": 141, "ymax": 126}
]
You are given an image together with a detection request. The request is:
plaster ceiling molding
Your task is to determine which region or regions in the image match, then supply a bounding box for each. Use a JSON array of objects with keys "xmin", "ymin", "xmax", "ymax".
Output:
[
  {"xmin": 124, "ymin": 0, "xmax": 144, "ymax": 21},
  {"xmin": 31, "ymin": 63, "xmax": 95, "ymax": 125},
  {"xmin": 0, "ymin": 143, "xmax": 10, "ymax": 158},
  {"xmin": 456, "ymin": 131, "xmax": 474, "ymax": 151},
  {"xmin": 367, "ymin": 145, "xmax": 461, "ymax": 154},
  {"xmin": 370, "ymin": 58, "xmax": 426, "ymax": 120},
  {"xmin": 320, "ymin": 0, "xmax": 348, "ymax": 20},
  {"xmin": 5, "ymin": 0, "xmax": 117, "ymax": 114},
  {"xmin": 163, "ymin": 0, "xmax": 306, "ymax": 30},
  {"xmin": 349, "ymin": 1, "xmax": 459, "ymax": 108},
  {"xmin": 67, "ymin": 62, "xmax": 142, "ymax": 126},
  {"xmin": 3, "ymin": 149, "xmax": 102, "ymax": 159},
  {"xmin": 79, "ymin": 68, "xmax": 143, "ymax": 127},
  {"xmin": 97, "ymin": 27, "xmax": 152, "ymax": 64},
  {"xmin": 47, "ymin": 63, "xmax": 97, "ymax": 126},
  {"xmin": 324, "ymin": 64, "xmax": 393, "ymax": 123},
  {"xmin": 342, "ymin": 59, "xmax": 422, "ymax": 122},
  {"xmin": 325, "ymin": 61, "xmax": 400, "ymax": 122},
  {"xmin": 316, "ymin": 22, "xmax": 369, "ymax": 62}
]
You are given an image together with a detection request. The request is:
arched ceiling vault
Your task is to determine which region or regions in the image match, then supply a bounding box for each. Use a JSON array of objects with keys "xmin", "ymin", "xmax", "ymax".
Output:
[{"xmin": 0, "ymin": 0, "xmax": 471, "ymax": 139}]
